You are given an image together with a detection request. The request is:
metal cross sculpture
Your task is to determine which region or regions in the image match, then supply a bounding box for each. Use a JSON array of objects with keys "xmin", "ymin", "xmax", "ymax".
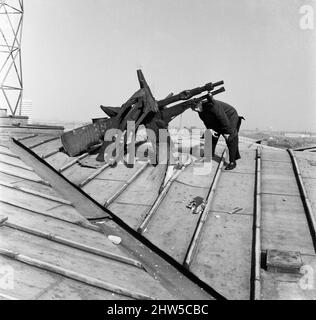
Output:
[{"xmin": 61, "ymin": 70, "xmax": 225, "ymax": 165}]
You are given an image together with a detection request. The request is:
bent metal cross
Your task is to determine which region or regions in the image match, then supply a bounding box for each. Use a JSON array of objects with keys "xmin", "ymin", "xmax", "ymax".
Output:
[{"xmin": 61, "ymin": 70, "xmax": 226, "ymax": 164}]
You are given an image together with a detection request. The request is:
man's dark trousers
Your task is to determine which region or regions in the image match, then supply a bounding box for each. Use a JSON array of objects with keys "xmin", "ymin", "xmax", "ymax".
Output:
[{"xmin": 211, "ymin": 117, "xmax": 243, "ymax": 162}]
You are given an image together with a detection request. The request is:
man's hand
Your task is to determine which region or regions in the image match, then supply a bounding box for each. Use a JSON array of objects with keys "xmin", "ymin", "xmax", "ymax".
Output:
[
  {"xmin": 188, "ymin": 100, "xmax": 198, "ymax": 110},
  {"xmin": 191, "ymin": 101, "xmax": 203, "ymax": 112},
  {"xmin": 212, "ymin": 130, "xmax": 220, "ymax": 138},
  {"xmin": 223, "ymin": 134, "xmax": 230, "ymax": 141}
]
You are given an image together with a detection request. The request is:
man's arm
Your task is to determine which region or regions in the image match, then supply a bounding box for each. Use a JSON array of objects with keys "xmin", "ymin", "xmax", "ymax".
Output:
[{"xmin": 211, "ymin": 103, "xmax": 233, "ymax": 134}]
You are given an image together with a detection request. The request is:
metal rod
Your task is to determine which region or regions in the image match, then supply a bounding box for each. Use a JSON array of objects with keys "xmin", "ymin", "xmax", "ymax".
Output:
[
  {"xmin": 4, "ymin": 221, "xmax": 143, "ymax": 269},
  {"xmin": 28, "ymin": 136, "xmax": 60, "ymax": 149},
  {"xmin": 0, "ymin": 159, "xmax": 34, "ymax": 172},
  {"xmin": 58, "ymin": 153, "xmax": 89, "ymax": 173},
  {"xmin": 16, "ymin": 134, "xmax": 37, "ymax": 141},
  {"xmin": 253, "ymin": 147, "xmax": 262, "ymax": 300},
  {"xmin": 288, "ymin": 149, "xmax": 316, "ymax": 251},
  {"xmin": 79, "ymin": 163, "xmax": 111, "ymax": 188},
  {"xmin": 41, "ymin": 148, "xmax": 60, "ymax": 159},
  {"xmin": 0, "ymin": 248, "xmax": 152, "ymax": 300},
  {"xmin": 0, "ymin": 180, "xmax": 72, "ymax": 206},
  {"xmin": 0, "ymin": 150, "xmax": 20, "ymax": 159},
  {"xmin": 0, "ymin": 198, "xmax": 99, "ymax": 232},
  {"xmin": 137, "ymin": 159, "xmax": 191, "ymax": 234},
  {"xmin": 104, "ymin": 161, "xmax": 149, "ymax": 207},
  {"xmin": 0, "ymin": 168, "xmax": 50, "ymax": 186}
]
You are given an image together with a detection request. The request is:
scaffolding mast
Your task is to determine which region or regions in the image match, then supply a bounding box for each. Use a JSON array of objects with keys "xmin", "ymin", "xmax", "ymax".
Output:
[{"xmin": 0, "ymin": 0, "xmax": 24, "ymax": 116}]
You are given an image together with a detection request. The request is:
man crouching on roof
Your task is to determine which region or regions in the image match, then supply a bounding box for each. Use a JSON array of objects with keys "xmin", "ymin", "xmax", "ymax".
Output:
[{"xmin": 191, "ymin": 95, "xmax": 244, "ymax": 171}]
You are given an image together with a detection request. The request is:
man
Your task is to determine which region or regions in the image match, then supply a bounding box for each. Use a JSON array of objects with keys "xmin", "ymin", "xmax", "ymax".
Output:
[{"xmin": 192, "ymin": 97, "xmax": 244, "ymax": 170}]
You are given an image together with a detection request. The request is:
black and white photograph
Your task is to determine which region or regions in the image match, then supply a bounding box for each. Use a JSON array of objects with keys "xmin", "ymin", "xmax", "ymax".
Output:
[{"xmin": 0, "ymin": 0, "xmax": 315, "ymax": 307}]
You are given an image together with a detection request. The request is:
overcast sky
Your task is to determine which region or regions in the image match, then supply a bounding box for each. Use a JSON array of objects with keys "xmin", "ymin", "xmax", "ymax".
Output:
[{"xmin": 22, "ymin": 0, "xmax": 315, "ymax": 131}]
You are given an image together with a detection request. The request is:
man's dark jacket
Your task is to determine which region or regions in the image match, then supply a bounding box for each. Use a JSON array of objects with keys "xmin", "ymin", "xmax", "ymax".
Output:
[{"xmin": 198, "ymin": 99, "xmax": 240, "ymax": 134}]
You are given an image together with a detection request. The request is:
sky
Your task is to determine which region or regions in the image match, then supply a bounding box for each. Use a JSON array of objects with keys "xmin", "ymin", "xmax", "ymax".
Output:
[{"xmin": 21, "ymin": 0, "xmax": 316, "ymax": 131}]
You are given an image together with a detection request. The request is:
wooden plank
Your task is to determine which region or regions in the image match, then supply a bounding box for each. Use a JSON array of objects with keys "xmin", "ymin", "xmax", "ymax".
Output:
[
  {"xmin": 261, "ymin": 194, "xmax": 315, "ymax": 255},
  {"xmin": 0, "ymin": 150, "xmax": 20, "ymax": 159},
  {"xmin": 41, "ymin": 148, "xmax": 60, "ymax": 159},
  {"xmin": 29, "ymin": 137, "xmax": 60, "ymax": 149},
  {"xmin": 0, "ymin": 230, "xmax": 173, "ymax": 300},
  {"xmin": 210, "ymin": 170, "xmax": 255, "ymax": 215},
  {"xmin": 0, "ymin": 161, "xmax": 37, "ymax": 177},
  {"xmin": 0, "ymin": 126, "xmax": 63, "ymax": 136},
  {"xmin": 79, "ymin": 163, "xmax": 111, "ymax": 188},
  {"xmin": 11, "ymin": 179, "xmax": 64, "ymax": 198},
  {"xmin": 0, "ymin": 247, "xmax": 151, "ymax": 300},
  {"xmin": 36, "ymin": 278, "xmax": 132, "ymax": 300},
  {"xmin": 0, "ymin": 202, "xmax": 99, "ymax": 243},
  {"xmin": 16, "ymin": 134, "xmax": 37, "ymax": 141},
  {"xmin": 0, "ymin": 141, "xmax": 10, "ymax": 148},
  {"xmin": 106, "ymin": 165, "xmax": 167, "ymax": 229},
  {"xmin": 0, "ymin": 255, "xmax": 63, "ymax": 300},
  {"xmin": 108, "ymin": 203, "xmax": 151, "ymax": 230},
  {"xmin": 45, "ymin": 152, "xmax": 73, "ymax": 169},
  {"xmin": 20, "ymin": 135, "xmax": 57, "ymax": 148},
  {"xmin": 302, "ymin": 177, "xmax": 316, "ymax": 221},
  {"xmin": 0, "ymin": 145, "xmax": 12, "ymax": 153},
  {"xmin": 184, "ymin": 150, "xmax": 226, "ymax": 268},
  {"xmin": 225, "ymin": 148, "xmax": 256, "ymax": 174},
  {"xmin": 96, "ymin": 162, "xmax": 143, "ymax": 182},
  {"xmin": 261, "ymin": 155, "xmax": 301, "ymax": 196},
  {"xmin": 8, "ymin": 142, "xmax": 107, "ymax": 220},
  {"xmin": 58, "ymin": 153, "xmax": 89, "ymax": 173},
  {"xmin": 0, "ymin": 153, "xmax": 28, "ymax": 167},
  {"xmin": 190, "ymin": 212, "xmax": 253, "ymax": 300},
  {"xmin": 261, "ymin": 159, "xmax": 294, "ymax": 174},
  {"xmin": 31, "ymin": 139, "xmax": 62, "ymax": 156},
  {"xmin": 0, "ymin": 202, "xmax": 141, "ymax": 267},
  {"xmin": 138, "ymin": 160, "xmax": 192, "ymax": 234},
  {"xmin": 0, "ymin": 163, "xmax": 49, "ymax": 185},
  {"xmin": 261, "ymin": 172, "xmax": 300, "ymax": 196},
  {"xmin": 289, "ymin": 149, "xmax": 316, "ymax": 250},
  {"xmin": 81, "ymin": 162, "xmax": 148, "ymax": 206},
  {"xmin": 0, "ymin": 184, "xmax": 62, "ymax": 212},
  {"xmin": 261, "ymin": 149, "xmax": 291, "ymax": 163},
  {"xmin": 116, "ymin": 163, "xmax": 167, "ymax": 206},
  {"xmin": 0, "ymin": 200, "xmax": 91, "ymax": 229},
  {"xmin": 293, "ymin": 151, "xmax": 316, "ymax": 178},
  {"xmin": 63, "ymin": 164, "xmax": 100, "ymax": 186},
  {"xmin": 4, "ymin": 221, "xmax": 143, "ymax": 269},
  {"xmin": 0, "ymin": 181, "xmax": 72, "ymax": 206},
  {"xmin": 142, "ymin": 161, "xmax": 217, "ymax": 263},
  {"xmin": 82, "ymin": 179, "xmax": 125, "ymax": 205},
  {"xmin": 0, "ymin": 153, "xmax": 34, "ymax": 171},
  {"xmin": 0, "ymin": 172, "xmax": 24, "ymax": 184},
  {"xmin": 104, "ymin": 162, "xmax": 149, "ymax": 206}
]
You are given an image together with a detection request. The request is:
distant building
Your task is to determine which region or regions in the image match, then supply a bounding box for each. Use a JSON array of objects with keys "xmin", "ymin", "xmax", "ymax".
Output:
[
  {"xmin": 285, "ymin": 133, "xmax": 311, "ymax": 138},
  {"xmin": 21, "ymin": 100, "xmax": 33, "ymax": 123}
]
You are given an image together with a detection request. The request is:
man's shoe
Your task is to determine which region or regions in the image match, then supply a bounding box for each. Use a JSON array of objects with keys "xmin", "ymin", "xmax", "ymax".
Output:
[{"xmin": 225, "ymin": 162, "xmax": 237, "ymax": 171}]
